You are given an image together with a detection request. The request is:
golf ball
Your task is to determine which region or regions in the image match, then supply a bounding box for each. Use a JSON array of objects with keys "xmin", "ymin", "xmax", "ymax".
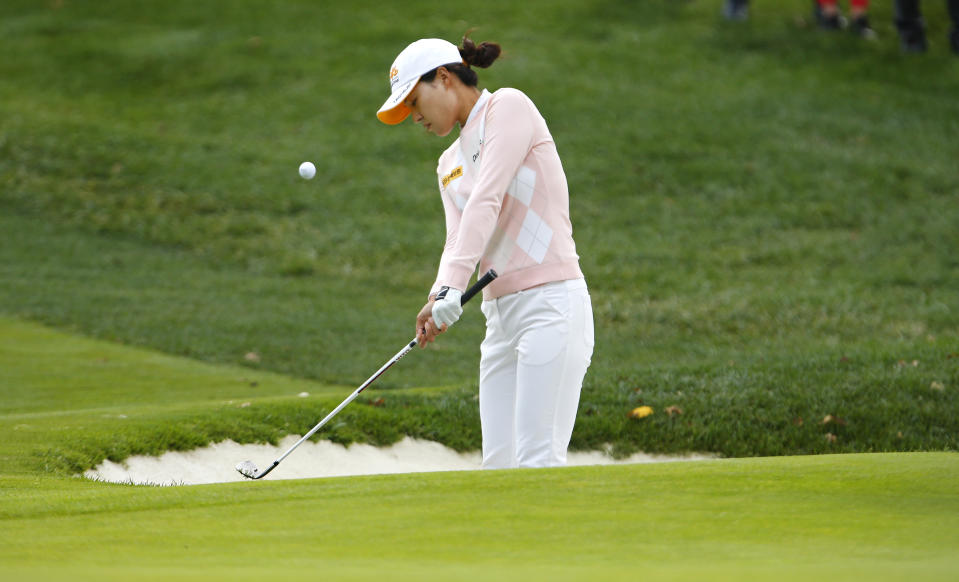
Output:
[{"xmin": 298, "ymin": 161, "xmax": 316, "ymax": 180}]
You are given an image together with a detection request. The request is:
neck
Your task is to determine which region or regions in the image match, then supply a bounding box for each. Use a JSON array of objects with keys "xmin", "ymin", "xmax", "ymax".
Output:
[{"xmin": 457, "ymin": 86, "xmax": 483, "ymax": 127}]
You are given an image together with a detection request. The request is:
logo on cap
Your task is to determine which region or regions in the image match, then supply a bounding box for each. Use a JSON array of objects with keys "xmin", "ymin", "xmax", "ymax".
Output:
[{"xmin": 389, "ymin": 67, "xmax": 399, "ymax": 87}]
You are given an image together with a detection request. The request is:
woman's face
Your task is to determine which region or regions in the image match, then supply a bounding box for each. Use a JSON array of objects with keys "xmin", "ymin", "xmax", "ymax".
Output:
[{"xmin": 404, "ymin": 70, "xmax": 459, "ymax": 137}]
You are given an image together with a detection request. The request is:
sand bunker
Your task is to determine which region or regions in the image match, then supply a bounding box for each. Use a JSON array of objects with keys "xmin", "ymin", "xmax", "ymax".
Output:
[{"xmin": 84, "ymin": 436, "xmax": 713, "ymax": 486}]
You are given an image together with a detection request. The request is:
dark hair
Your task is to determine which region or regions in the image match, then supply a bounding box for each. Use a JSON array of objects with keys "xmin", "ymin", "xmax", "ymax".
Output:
[{"xmin": 420, "ymin": 34, "xmax": 502, "ymax": 87}]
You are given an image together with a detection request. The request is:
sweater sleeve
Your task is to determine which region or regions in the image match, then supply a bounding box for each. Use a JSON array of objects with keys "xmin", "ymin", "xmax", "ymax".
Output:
[
  {"xmin": 429, "ymin": 167, "xmax": 464, "ymax": 297},
  {"xmin": 435, "ymin": 90, "xmax": 536, "ymax": 290}
]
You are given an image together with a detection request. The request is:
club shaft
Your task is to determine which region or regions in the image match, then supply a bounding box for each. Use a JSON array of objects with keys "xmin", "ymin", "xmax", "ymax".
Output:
[
  {"xmin": 274, "ymin": 339, "xmax": 416, "ymax": 465},
  {"xmin": 244, "ymin": 268, "xmax": 497, "ymax": 479}
]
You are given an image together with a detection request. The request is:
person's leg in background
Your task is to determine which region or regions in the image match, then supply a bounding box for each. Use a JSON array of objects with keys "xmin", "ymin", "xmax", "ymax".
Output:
[
  {"xmin": 815, "ymin": 0, "xmax": 846, "ymax": 29},
  {"xmin": 948, "ymin": 0, "xmax": 959, "ymax": 53},
  {"xmin": 723, "ymin": 0, "xmax": 750, "ymax": 21},
  {"xmin": 895, "ymin": 0, "xmax": 929, "ymax": 51},
  {"xmin": 849, "ymin": 0, "xmax": 877, "ymax": 38}
]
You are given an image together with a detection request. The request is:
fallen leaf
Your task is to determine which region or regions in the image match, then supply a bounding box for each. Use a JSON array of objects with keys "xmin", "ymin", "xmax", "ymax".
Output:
[
  {"xmin": 665, "ymin": 405, "xmax": 683, "ymax": 417},
  {"xmin": 930, "ymin": 381, "xmax": 945, "ymax": 392},
  {"xmin": 244, "ymin": 352, "xmax": 261, "ymax": 363},
  {"xmin": 628, "ymin": 406, "xmax": 654, "ymax": 419},
  {"xmin": 825, "ymin": 433, "xmax": 837, "ymax": 443},
  {"xmin": 370, "ymin": 397, "xmax": 386, "ymax": 407},
  {"xmin": 792, "ymin": 416, "xmax": 804, "ymax": 427},
  {"xmin": 821, "ymin": 414, "xmax": 847, "ymax": 426}
]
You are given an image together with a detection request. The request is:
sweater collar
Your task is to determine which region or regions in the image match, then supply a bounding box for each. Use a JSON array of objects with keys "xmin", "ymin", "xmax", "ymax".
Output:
[{"xmin": 464, "ymin": 89, "xmax": 492, "ymax": 128}]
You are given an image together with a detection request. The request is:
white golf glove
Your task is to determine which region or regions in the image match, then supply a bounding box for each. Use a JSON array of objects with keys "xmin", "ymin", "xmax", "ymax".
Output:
[{"xmin": 432, "ymin": 286, "xmax": 463, "ymax": 329}]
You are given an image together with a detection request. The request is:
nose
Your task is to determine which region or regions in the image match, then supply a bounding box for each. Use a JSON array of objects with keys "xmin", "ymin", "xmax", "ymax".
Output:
[{"xmin": 411, "ymin": 109, "xmax": 424, "ymax": 124}]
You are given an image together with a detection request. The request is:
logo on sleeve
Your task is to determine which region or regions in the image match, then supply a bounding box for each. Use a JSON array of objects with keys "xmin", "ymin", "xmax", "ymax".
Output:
[{"xmin": 441, "ymin": 166, "xmax": 463, "ymax": 188}]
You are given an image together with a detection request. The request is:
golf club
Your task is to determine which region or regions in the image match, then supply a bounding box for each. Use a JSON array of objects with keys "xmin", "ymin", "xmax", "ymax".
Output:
[{"xmin": 236, "ymin": 269, "xmax": 497, "ymax": 480}]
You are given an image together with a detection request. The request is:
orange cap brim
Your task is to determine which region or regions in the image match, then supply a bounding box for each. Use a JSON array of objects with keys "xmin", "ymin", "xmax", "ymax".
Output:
[{"xmin": 377, "ymin": 103, "xmax": 411, "ymax": 125}]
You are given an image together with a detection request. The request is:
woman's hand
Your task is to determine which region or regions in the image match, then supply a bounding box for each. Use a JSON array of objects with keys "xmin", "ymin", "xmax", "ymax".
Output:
[{"xmin": 416, "ymin": 299, "xmax": 447, "ymax": 348}]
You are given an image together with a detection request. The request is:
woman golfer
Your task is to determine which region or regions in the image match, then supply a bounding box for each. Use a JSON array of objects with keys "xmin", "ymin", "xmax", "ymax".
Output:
[{"xmin": 376, "ymin": 35, "xmax": 594, "ymax": 469}]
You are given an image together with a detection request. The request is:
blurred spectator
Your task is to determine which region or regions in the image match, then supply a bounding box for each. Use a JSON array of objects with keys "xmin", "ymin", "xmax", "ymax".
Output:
[
  {"xmin": 894, "ymin": 0, "xmax": 959, "ymax": 53},
  {"xmin": 814, "ymin": 0, "xmax": 877, "ymax": 39},
  {"xmin": 722, "ymin": 0, "xmax": 957, "ymax": 54},
  {"xmin": 723, "ymin": 0, "xmax": 749, "ymax": 21}
]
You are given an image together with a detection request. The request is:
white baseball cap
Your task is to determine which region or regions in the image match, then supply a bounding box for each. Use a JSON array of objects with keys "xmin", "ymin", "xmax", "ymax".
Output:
[{"xmin": 376, "ymin": 38, "xmax": 463, "ymax": 125}]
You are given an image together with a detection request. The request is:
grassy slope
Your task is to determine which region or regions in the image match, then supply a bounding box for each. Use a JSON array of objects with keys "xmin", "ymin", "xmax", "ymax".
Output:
[
  {"xmin": 4, "ymin": 312, "xmax": 956, "ymax": 476},
  {"xmin": 0, "ymin": 0, "xmax": 957, "ymax": 457},
  {"xmin": 0, "ymin": 318, "xmax": 333, "ymax": 415},
  {"xmin": 0, "ymin": 317, "xmax": 482, "ymax": 476},
  {"xmin": 1, "ymin": 0, "xmax": 956, "ymax": 385}
]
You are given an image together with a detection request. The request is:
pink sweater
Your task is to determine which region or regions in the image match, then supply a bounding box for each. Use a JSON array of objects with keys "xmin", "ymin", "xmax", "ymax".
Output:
[{"xmin": 432, "ymin": 88, "xmax": 584, "ymax": 300}]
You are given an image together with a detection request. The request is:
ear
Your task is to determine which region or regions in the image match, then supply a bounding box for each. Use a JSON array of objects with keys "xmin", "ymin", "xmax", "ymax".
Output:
[{"xmin": 435, "ymin": 66, "xmax": 453, "ymax": 87}]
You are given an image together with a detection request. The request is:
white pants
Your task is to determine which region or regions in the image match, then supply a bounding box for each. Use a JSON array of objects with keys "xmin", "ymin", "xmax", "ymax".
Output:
[{"xmin": 478, "ymin": 279, "xmax": 594, "ymax": 469}]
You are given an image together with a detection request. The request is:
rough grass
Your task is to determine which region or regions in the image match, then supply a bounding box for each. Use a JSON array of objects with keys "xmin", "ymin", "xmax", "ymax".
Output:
[{"xmin": 3, "ymin": 318, "xmax": 956, "ymax": 479}]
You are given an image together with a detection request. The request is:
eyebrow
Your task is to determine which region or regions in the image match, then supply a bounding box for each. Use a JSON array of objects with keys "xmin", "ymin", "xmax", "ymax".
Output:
[{"xmin": 404, "ymin": 89, "xmax": 418, "ymax": 108}]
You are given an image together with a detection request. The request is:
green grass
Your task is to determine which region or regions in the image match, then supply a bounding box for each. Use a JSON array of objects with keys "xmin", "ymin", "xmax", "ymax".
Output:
[
  {"xmin": 2, "ymin": 319, "xmax": 957, "ymax": 580},
  {"xmin": 2, "ymin": 454, "xmax": 957, "ymax": 581},
  {"xmin": 0, "ymin": 0, "xmax": 957, "ymax": 456},
  {"xmin": 4, "ymin": 314, "xmax": 956, "ymax": 478},
  {"xmin": 1, "ymin": 1, "xmax": 958, "ymax": 578},
  {"xmin": 0, "ymin": 317, "xmax": 484, "ymax": 476}
]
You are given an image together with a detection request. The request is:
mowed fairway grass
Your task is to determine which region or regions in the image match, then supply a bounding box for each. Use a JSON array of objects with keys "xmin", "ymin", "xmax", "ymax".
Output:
[
  {"xmin": 2, "ymin": 456, "xmax": 957, "ymax": 582},
  {"xmin": 1, "ymin": 0, "xmax": 959, "ymax": 579}
]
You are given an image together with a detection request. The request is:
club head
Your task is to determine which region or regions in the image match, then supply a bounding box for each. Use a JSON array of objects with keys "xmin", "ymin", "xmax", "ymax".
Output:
[{"xmin": 236, "ymin": 460, "xmax": 260, "ymax": 479}]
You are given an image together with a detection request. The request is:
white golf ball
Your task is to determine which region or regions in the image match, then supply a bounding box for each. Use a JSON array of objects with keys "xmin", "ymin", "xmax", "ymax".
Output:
[{"xmin": 298, "ymin": 161, "xmax": 316, "ymax": 180}]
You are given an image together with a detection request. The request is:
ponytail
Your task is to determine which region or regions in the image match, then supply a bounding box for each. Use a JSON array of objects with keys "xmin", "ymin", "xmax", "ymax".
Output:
[
  {"xmin": 459, "ymin": 34, "xmax": 501, "ymax": 69},
  {"xmin": 420, "ymin": 33, "xmax": 502, "ymax": 87}
]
